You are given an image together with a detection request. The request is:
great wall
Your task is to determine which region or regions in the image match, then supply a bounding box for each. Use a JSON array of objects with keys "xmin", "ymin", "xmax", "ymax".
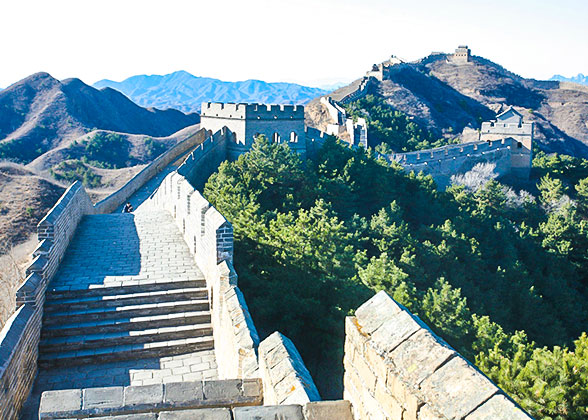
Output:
[{"xmin": 0, "ymin": 96, "xmax": 535, "ymax": 419}]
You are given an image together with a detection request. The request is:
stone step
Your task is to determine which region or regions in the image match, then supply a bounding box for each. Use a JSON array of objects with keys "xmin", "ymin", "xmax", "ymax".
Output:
[
  {"xmin": 46, "ymin": 279, "xmax": 207, "ymax": 300},
  {"xmin": 43, "ymin": 299, "xmax": 210, "ymax": 325},
  {"xmin": 40, "ymin": 323, "xmax": 213, "ymax": 353},
  {"xmin": 44, "ymin": 287, "xmax": 208, "ymax": 313},
  {"xmin": 42, "ymin": 311, "xmax": 212, "ymax": 338},
  {"xmin": 38, "ymin": 336, "xmax": 215, "ymax": 368}
]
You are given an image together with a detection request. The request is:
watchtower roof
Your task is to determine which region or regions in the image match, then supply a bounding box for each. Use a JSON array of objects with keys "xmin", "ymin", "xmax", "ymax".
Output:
[{"xmin": 495, "ymin": 106, "xmax": 523, "ymax": 124}]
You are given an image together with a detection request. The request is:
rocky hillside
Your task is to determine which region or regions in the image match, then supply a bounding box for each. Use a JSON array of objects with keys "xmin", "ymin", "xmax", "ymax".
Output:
[
  {"xmin": 94, "ymin": 70, "xmax": 327, "ymax": 113},
  {"xmin": 308, "ymin": 54, "xmax": 588, "ymax": 157},
  {"xmin": 0, "ymin": 72, "xmax": 200, "ymax": 164},
  {"xmin": 0, "ymin": 163, "xmax": 64, "ymax": 247}
]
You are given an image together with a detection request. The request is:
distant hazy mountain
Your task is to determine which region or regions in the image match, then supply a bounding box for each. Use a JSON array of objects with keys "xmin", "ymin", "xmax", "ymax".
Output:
[
  {"xmin": 550, "ymin": 73, "xmax": 588, "ymax": 86},
  {"xmin": 93, "ymin": 71, "xmax": 328, "ymax": 113}
]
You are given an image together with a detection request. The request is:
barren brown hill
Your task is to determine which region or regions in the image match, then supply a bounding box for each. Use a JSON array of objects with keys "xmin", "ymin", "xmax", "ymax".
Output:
[
  {"xmin": 0, "ymin": 72, "xmax": 200, "ymax": 163},
  {"xmin": 307, "ymin": 53, "xmax": 588, "ymax": 157},
  {"xmin": 0, "ymin": 163, "xmax": 64, "ymax": 247}
]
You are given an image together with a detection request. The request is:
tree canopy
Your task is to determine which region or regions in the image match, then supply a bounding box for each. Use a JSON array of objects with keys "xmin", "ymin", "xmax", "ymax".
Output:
[{"xmin": 204, "ymin": 136, "xmax": 588, "ymax": 418}]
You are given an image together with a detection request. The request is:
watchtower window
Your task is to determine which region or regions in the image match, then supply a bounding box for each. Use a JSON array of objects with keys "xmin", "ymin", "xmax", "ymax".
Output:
[{"xmin": 517, "ymin": 142, "xmax": 523, "ymax": 149}]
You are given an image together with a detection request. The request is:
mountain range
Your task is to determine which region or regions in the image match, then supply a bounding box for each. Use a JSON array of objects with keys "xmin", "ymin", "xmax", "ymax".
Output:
[
  {"xmin": 0, "ymin": 72, "xmax": 203, "ymax": 249},
  {"xmin": 307, "ymin": 55, "xmax": 588, "ymax": 158},
  {"xmin": 93, "ymin": 71, "xmax": 327, "ymax": 113},
  {"xmin": 550, "ymin": 73, "xmax": 588, "ymax": 86},
  {"xmin": 0, "ymin": 72, "xmax": 199, "ymax": 164}
]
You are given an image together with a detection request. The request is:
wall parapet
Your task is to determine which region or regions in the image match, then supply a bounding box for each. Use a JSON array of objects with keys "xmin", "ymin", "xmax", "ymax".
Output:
[
  {"xmin": 149, "ymin": 158, "xmax": 319, "ymax": 396},
  {"xmin": 177, "ymin": 127, "xmax": 233, "ymax": 189},
  {"xmin": 2, "ymin": 181, "xmax": 94, "ymax": 419},
  {"xmin": 259, "ymin": 332, "xmax": 321, "ymax": 406},
  {"xmin": 150, "ymin": 170, "xmax": 260, "ymax": 380},
  {"xmin": 385, "ymin": 138, "xmax": 519, "ymax": 188},
  {"xmin": 344, "ymin": 291, "xmax": 534, "ymax": 420}
]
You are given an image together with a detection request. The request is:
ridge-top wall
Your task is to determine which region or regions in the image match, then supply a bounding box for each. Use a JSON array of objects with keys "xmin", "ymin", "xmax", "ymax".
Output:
[{"xmin": 387, "ymin": 138, "xmax": 518, "ymax": 187}]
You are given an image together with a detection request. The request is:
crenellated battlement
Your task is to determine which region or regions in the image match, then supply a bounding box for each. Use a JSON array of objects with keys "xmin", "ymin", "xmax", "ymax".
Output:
[
  {"xmin": 200, "ymin": 102, "xmax": 306, "ymax": 148},
  {"xmin": 201, "ymin": 102, "xmax": 304, "ymax": 121}
]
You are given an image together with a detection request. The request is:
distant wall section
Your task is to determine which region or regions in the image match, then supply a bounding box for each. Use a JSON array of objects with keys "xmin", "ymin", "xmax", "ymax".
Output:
[{"xmin": 387, "ymin": 139, "xmax": 515, "ymax": 188}]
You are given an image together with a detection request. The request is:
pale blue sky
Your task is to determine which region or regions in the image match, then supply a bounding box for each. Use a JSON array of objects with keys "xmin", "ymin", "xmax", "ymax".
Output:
[{"xmin": 0, "ymin": 0, "xmax": 586, "ymax": 88}]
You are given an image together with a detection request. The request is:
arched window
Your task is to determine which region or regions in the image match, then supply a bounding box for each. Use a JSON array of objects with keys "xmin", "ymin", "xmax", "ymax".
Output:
[
  {"xmin": 290, "ymin": 132, "xmax": 298, "ymax": 143},
  {"xmin": 272, "ymin": 132, "xmax": 280, "ymax": 143}
]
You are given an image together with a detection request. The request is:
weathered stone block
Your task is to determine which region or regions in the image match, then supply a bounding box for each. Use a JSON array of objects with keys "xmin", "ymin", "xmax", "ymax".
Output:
[
  {"xmin": 364, "ymin": 341, "xmax": 391, "ymax": 383},
  {"xmin": 353, "ymin": 351, "xmax": 377, "ymax": 392},
  {"xmin": 418, "ymin": 404, "xmax": 447, "ymax": 420},
  {"xmin": 465, "ymin": 394, "xmax": 534, "ymax": 420},
  {"xmin": 374, "ymin": 381, "xmax": 404, "ymax": 419},
  {"xmin": 83, "ymin": 386, "xmax": 124, "ymax": 411},
  {"xmin": 303, "ymin": 400, "xmax": 353, "ymax": 420},
  {"xmin": 385, "ymin": 371, "xmax": 420, "ymax": 417},
  {"xmin": 124, "ymin": 384, "xmax": 164, "ymax": 407},
  {"xmin": 390, "ymin": 329, "xmax": 455, "ymax": 386},
  {"xmin": 159, "ymin": 408, "xmax": 231, "ymax": 420},
  {"xmin": 361, "ymin": 383, "xmax": 387, "ymax": 420},
  {"xmin": 39, "ymin": 389, "xmax": 82, "ymax": 419},
  {"xmin": 164, "ymin": 381, "xmax": 204, "ymax": 406},
  {"xmin": 203, "ymin": 379, "xmax": 242, "ymax": 400},
  {"xmin": 371, "ymin": 311, "xmax": 422, "ymax": 354},
  {"xmin": 355, "ymin": 291, "xmax": 403, "ymax": 334},
  {"xmin": 233, "ymin": 405, "xmax": 304, "ymax": 420},
  {"xmin": 345, "ymin": 316, "xmax": 368, "ymax": 353},
  {"xmin": 420, "ymin": 357, "xmax": 497, "ymax": 420}
]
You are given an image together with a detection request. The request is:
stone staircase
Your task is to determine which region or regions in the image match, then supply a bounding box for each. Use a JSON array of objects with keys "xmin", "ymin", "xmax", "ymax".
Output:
[
  {"xmin": 35, "ymin": 210, "xmax": 215, "ymax": 368},
  {"xmin": 38, "ymin": 279, "xmax": 213, "ymax": 367}
]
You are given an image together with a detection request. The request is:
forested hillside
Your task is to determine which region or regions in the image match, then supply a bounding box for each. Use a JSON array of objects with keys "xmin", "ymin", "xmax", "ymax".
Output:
[{"xmin": 204, "ymin": 136, "xmax": 588, "ymax": 420}]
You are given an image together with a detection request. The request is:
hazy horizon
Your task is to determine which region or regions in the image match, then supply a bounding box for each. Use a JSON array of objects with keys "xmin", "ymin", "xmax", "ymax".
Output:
[{"xmin": 1, "ymin": 0, "xmax": 587, "ymax": 89}]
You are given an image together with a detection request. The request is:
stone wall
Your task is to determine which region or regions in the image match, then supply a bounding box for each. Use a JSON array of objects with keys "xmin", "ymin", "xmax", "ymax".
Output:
[
  {"xmin": 95, "ymin": 128, "xmax": 209, "ymax": 214},
  {"xmin": 339, "ymin": 77, "xmax": 374, "ymax": 104},
  {"xmin": 150, "ymin": 171, "xmax": 260, "ymax": 380},
  {"xmin": 39, "ymin": 378, "xmax": 352, "ymax": 420},
  {"xmin": 344, "ymin": 291, "xmax": 534, "ymax": 420},
  {"xmin": 387, "ymin": 138, "xmax": 516, "ymax": 188},
  {"xmin": 150, "ymin": 151, "xmax": 321, "ymax": 400},
  {"xmin": 0, "ymin": 182, "xmax": 94, "ymax": 419},
  {"xmin": 258, "ymin": 332, "xmax": 320, "ymax": 406},
  {"xmin": 177, "ymin": 128, "xmax": 233, "ymax": 189}
]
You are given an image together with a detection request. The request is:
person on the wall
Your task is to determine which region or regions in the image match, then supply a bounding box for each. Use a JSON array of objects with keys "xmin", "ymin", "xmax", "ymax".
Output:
[{"xmin": 122, "ymin": 202, "xmax": 134, "ymax": 213}]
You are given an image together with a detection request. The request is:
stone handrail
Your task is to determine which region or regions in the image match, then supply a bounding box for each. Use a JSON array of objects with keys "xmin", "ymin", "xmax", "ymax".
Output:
[{"xmin": 344, "ymin": 291, "xmax": 534, "ymax": 420}]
